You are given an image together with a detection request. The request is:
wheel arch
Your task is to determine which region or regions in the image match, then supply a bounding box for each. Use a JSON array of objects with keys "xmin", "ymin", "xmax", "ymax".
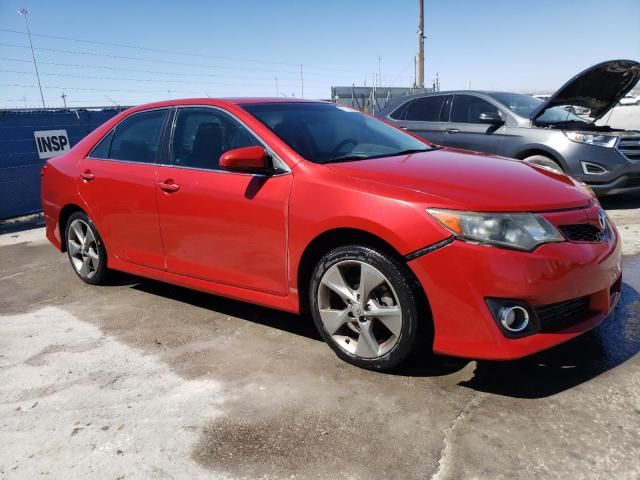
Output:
[
  {"xmin": 58, "ymin": 204, "xmax": 87, "ymax": 252},
  {"xmin": 296, "ymin": 228, "xmax": 432, "ymax": 334},
  {"xmin": 513, "ymin": 147, "xmax": 567, "ymax": 171}
]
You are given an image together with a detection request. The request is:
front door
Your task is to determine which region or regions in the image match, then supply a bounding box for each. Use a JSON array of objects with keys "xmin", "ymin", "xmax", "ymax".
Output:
[
  {"xmin": 76, "ymin": 109, "xmax": 170, "ymax": 269},
  {"xmin": 155, "ymin": 106, "xmax": 292, "ymax": 295}
]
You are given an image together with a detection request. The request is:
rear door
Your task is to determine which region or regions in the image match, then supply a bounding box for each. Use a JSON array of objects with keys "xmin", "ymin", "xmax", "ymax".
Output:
[
  {"xmin": 76, "ymin": 109, "xmax": 169, "ymax": 269},
  {"xmin": 394, "ymin": 95, "xmax": 450, "ymax": 145},
  {"xmin": 441, "ymin": 94, "xmax": 506, "ymax": 154},
  {"xmin": 155, "ymin": 106, "xmax": 292, "ymax": 295}
]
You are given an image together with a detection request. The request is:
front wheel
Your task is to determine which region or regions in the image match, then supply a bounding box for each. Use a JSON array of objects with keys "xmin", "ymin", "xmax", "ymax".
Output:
[
  {"xmin": 65, "ymin": 212, "xmax": 109, "ymax": 285},
  {"xmin": 309, "ymin": 245, "xmax": 423, "ymax": 371}
]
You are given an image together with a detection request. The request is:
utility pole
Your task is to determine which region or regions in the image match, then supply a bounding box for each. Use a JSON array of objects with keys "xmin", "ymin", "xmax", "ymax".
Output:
[
  {"xmin": 378, "ymin": 56, "xmax": 382, "ymax": 87},
  {"xmin": 416, "ymin": 0, "xmax": 425, "ymax": 89},
  {"xmin": 300, "ymin": 64, "xmax": 304, "ymax": 99},
  {"xmin": 275, "ymin": 76, "xmax": 279, "ymax": 97},
  {"xmin": 18, "ymin": 9, "xmax": 45, "ymax": 108},
  {"xmin": 61, "ymin": 92, "xmax": 67, "ymax": 108}
]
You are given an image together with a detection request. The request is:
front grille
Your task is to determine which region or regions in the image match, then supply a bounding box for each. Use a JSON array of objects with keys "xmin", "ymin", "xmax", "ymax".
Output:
[
  {"xmin": 535, "ymin": 297, "xmax": 590, "ymax": 331},
  {"xmin": 559, "ymin": 223, "xmax": 606, "ymax": 242},
  {"xmin": 618, "ymin": 136, "xmax": 640, "ymax": 161}
]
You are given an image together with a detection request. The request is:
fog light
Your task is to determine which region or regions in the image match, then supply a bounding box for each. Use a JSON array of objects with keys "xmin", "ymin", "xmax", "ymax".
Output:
[
  {"xmin": 498, "ymin": 306, "xmax": 530, "ymax": 332},
  {"xmin": 581, "ymin": 161, "xmax": 608, "ymax": 175}
]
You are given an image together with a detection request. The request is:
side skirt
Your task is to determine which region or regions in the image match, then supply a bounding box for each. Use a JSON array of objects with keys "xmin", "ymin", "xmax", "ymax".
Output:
[{"xmin": 107, "ymin": 256, "xmax": 301, "ymax": 314}]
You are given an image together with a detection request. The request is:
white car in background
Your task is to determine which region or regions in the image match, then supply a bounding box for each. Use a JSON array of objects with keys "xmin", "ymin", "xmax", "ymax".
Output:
[{"xmin": 619, "ymin": 94, "xmax": 639, "ymax": 106}]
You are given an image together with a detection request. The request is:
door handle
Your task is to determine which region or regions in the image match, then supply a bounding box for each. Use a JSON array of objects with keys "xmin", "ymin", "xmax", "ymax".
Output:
[
  {"xmin": 80, "ymin": 170, "xmax": 95, "ymax": 181},
  {"xmin": 445, "ymin": 128, "xmax": 460, "ymax": 134},
  {"xmin": 400, "ymin": 126, "xmax": 408, "ymax": 130},
  {"xmin": 158, "ymin": 180, "xmax": 180, "ymax": 193}
]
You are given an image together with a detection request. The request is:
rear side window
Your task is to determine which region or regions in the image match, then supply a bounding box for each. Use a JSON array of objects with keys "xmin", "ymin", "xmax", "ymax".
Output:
[
  {"xmin": 88, "ymin": 130, "xmax": 114, "ymax": 159},
  {"xmin": 451, "ymin": 95, "xmax": 500, "ymax": 124},
  {"xmin": 389, "ymin": 101, "xmax": 410, "ymax": 120},
  {"xmin": 171, "ymin": 107, "xmax": 261, "ymax": 170},
  {"xmin": 405, "ymin": 96, "xmax": 448, "ymax": 122},
  {"xmin": 109, "ymin": 109, "xmax": 169, "ymax": 163}
]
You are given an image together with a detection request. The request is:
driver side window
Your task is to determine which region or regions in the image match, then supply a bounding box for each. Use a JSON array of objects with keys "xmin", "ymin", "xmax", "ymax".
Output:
[
  {"xmin": 451, "ymin": 95, "xmax": 500, "ymax": 124},
  {"xmin": 171, "ymin": 107, "xmax": 261, "ymax": 170}
]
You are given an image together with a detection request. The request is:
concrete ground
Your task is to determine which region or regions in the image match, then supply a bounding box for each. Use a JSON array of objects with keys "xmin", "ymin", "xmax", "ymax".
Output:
[{"xmin": 1, "ymin": 195, "xmax": 640, "ymax": 480}]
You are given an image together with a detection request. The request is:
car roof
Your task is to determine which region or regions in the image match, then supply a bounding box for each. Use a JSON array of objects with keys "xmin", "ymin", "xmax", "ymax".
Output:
[
  {"xmin": 117, "ymin": 97, "xmax": 331, "ymax": 117},
  {"xmin": 128, "ymin": 97, "xmax": 325, "ymax": 110},
  {"xmin": 375, "ymin": 90, "xmax": 536, "ymax": 117}
]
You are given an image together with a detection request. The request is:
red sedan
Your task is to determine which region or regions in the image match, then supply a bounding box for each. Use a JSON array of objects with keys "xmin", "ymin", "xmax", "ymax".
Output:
[{"xmin": 41, "ymin": 98, "xmax": 622, "ymax": 371}]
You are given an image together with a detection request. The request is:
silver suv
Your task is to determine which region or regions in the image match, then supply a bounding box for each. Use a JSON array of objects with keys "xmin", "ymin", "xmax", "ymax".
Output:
[{"xmin": 377, "ymin": 60, "xmax": 640, "ymax": 196}]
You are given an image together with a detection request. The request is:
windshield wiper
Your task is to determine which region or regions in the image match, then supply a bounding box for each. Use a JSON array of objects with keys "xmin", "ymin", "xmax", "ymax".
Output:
[
  {"xmin": 387, "ymin": 148, "xmax": 434, "ymax": 156},
  {"xmin": 323, "ymin": 148, "xmax": 434, "ymax": 164},
  {"xmin": 322, "ymin": 154, "xmax": 371, "ymax": 164}
]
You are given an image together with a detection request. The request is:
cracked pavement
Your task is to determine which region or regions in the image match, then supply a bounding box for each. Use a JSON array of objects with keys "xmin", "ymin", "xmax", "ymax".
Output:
[{"xmin": 1, "ymin": 193, "xmax": 640, "ymax": 479}]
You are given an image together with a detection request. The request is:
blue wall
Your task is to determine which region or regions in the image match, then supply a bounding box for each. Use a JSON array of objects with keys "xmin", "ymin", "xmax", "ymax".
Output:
[{"xmin": 0, "ymin": 108, "xmax": 125, "ymax": 220}]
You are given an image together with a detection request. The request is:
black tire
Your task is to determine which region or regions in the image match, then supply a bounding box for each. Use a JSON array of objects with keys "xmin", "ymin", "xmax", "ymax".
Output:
[
  {"xmin": 309, "ymin": 245, "xmax": 424, "ymax": 371},
  {"xmin": 64, "ymin": 211, "xmax": 109, "ymax": 285},
  {"xmin": 523, "ymin": 154, "xmax": 564, "ymax": 174}
]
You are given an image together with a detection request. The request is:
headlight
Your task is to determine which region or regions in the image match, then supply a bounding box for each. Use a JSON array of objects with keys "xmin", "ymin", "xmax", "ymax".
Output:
[
  {"xmin": 427, "ymin": 208, "xmax": 565, "ymax": 251},
  {"xmin": 564, "ymin": 131, "xmax": 618, "ymax": 148}
]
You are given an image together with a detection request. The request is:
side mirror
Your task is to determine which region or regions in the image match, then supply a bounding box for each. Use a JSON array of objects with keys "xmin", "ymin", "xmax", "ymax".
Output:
[
  {"xmin": 219, "ymin": 146, "xmax": 271, "ymax": 173},
  {"xmin": 478, "ymin": 112, "xmax": 504, "ymax": 125}
]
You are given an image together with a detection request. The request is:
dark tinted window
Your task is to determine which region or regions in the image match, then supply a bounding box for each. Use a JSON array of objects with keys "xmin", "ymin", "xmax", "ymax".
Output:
[
  {"xmin": 171, "ymin": 107, "xmax": 260, "ymax": 170},
  {"xmin": 110, "ymin": 109, "xmax": 168, "ymax": 163},
  {"xmin": 389, "ymin": 101, "xmax": 410, "ymax": 120},
  {"xmin": 405, "ymin": 96, "xmax": 447, "ymax": 121},
  {"xmin": 243, "ymin": 103, "xmax": 431, "ymax": 164},
  {"xmin": 88, "ymin": 130, "xmax": 114, "ymax": 159},
  {"xmin": 451, "ymin": 95, "xmax": 500, "ymax": 124}
]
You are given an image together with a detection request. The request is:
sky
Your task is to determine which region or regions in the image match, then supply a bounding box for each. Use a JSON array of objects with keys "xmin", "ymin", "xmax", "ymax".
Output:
[{"xmin": 1, "ymin": 0, "xmax": 639, "ymax": 108}]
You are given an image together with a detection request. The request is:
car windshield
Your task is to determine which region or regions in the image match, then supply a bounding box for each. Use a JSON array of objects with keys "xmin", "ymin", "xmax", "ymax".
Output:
[
  {"xmin": 488, "ymin": 92, "xmax": 589, "ymax": 125},
  {"xmin": 241, "ymin": 102, "xmax": 433, "ymax": 163}
]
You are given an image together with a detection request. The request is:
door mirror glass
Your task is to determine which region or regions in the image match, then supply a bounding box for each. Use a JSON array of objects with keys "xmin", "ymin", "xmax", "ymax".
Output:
[
  {"xmin": 219, "ymin": 146, "xmax": 270, "ymax": 173},
  {"xmin": 478, "ymin": 112, "xmax": 504, "ymax": 124}
]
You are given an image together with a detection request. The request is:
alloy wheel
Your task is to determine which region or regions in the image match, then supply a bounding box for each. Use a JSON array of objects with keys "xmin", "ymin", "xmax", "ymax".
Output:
[
  {"xmin": 67, "ymin": 219, "xmax": 100, "ymax": 279},
  {"xmin": 317, "ymin": 260, "xmax": 403, "ymax": 359}
]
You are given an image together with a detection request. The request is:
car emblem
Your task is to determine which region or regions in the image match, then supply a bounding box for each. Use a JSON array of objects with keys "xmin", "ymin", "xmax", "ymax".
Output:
[{"xmin": 598, "ymin": 209, "xmax": 607, "ymax": 230}]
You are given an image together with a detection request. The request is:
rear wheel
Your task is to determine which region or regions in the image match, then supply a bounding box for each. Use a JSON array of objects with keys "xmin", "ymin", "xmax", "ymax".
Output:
[
  {"xmin": 523, "ymin": 154, "xmax": 564, "ymax": 174},
  {"xmin": 309, "ymin": 245, "xmax": 422, "ymax": 371},
  {"xmin": 65, "ymin": 212, "xmax": 109, "ymax": 285}
]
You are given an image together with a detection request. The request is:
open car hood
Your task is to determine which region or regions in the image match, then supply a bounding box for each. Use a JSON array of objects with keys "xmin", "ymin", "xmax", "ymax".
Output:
[{"xmin": 530, "ymin": 59, "xmax": 640, "ymax": 121}]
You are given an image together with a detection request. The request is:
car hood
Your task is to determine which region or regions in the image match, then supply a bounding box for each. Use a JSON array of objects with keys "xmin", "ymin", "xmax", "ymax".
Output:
[
  {"xmin": 530, "ymin": 59, "xmax": 640, "ymax": 121},
  {"xmin": 326, "ymin": 149, "xmax": 593, "ymax": 212}
]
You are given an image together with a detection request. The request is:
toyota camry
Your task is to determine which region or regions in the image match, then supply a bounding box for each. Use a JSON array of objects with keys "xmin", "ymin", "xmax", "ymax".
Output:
[{"xmin": 41, "ymin": 98, "xmax": 622, "ymax": 371}]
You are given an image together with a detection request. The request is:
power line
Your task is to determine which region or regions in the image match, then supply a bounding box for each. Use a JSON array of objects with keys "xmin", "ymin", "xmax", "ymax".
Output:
[
  {"xmin": 0, "ymin": 68, "xmax": 319, "ymax": 89},
  {"xmin": 0, "ymin": 82, "xmax": 325, "ymax": 95},
  {"xmin": 0, "ymin": 56, "xmax": 329, "ymax": 85},
  {"xmin": 0, "ymin": 27, "xmax": 365, "ymax": 73},
  {"xmin": 0, "ymin": 42, "xmax": 361, "ymax": 80}
]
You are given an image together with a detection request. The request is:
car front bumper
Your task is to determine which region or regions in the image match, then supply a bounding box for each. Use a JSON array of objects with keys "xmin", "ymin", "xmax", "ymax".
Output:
[
  {"xmin": 587, "ymin": 172, "xmax": 640, "ymax": 196},
  {"xmin": 407, "ymin": 225, "xmax": 622, "ymax": 360}
]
